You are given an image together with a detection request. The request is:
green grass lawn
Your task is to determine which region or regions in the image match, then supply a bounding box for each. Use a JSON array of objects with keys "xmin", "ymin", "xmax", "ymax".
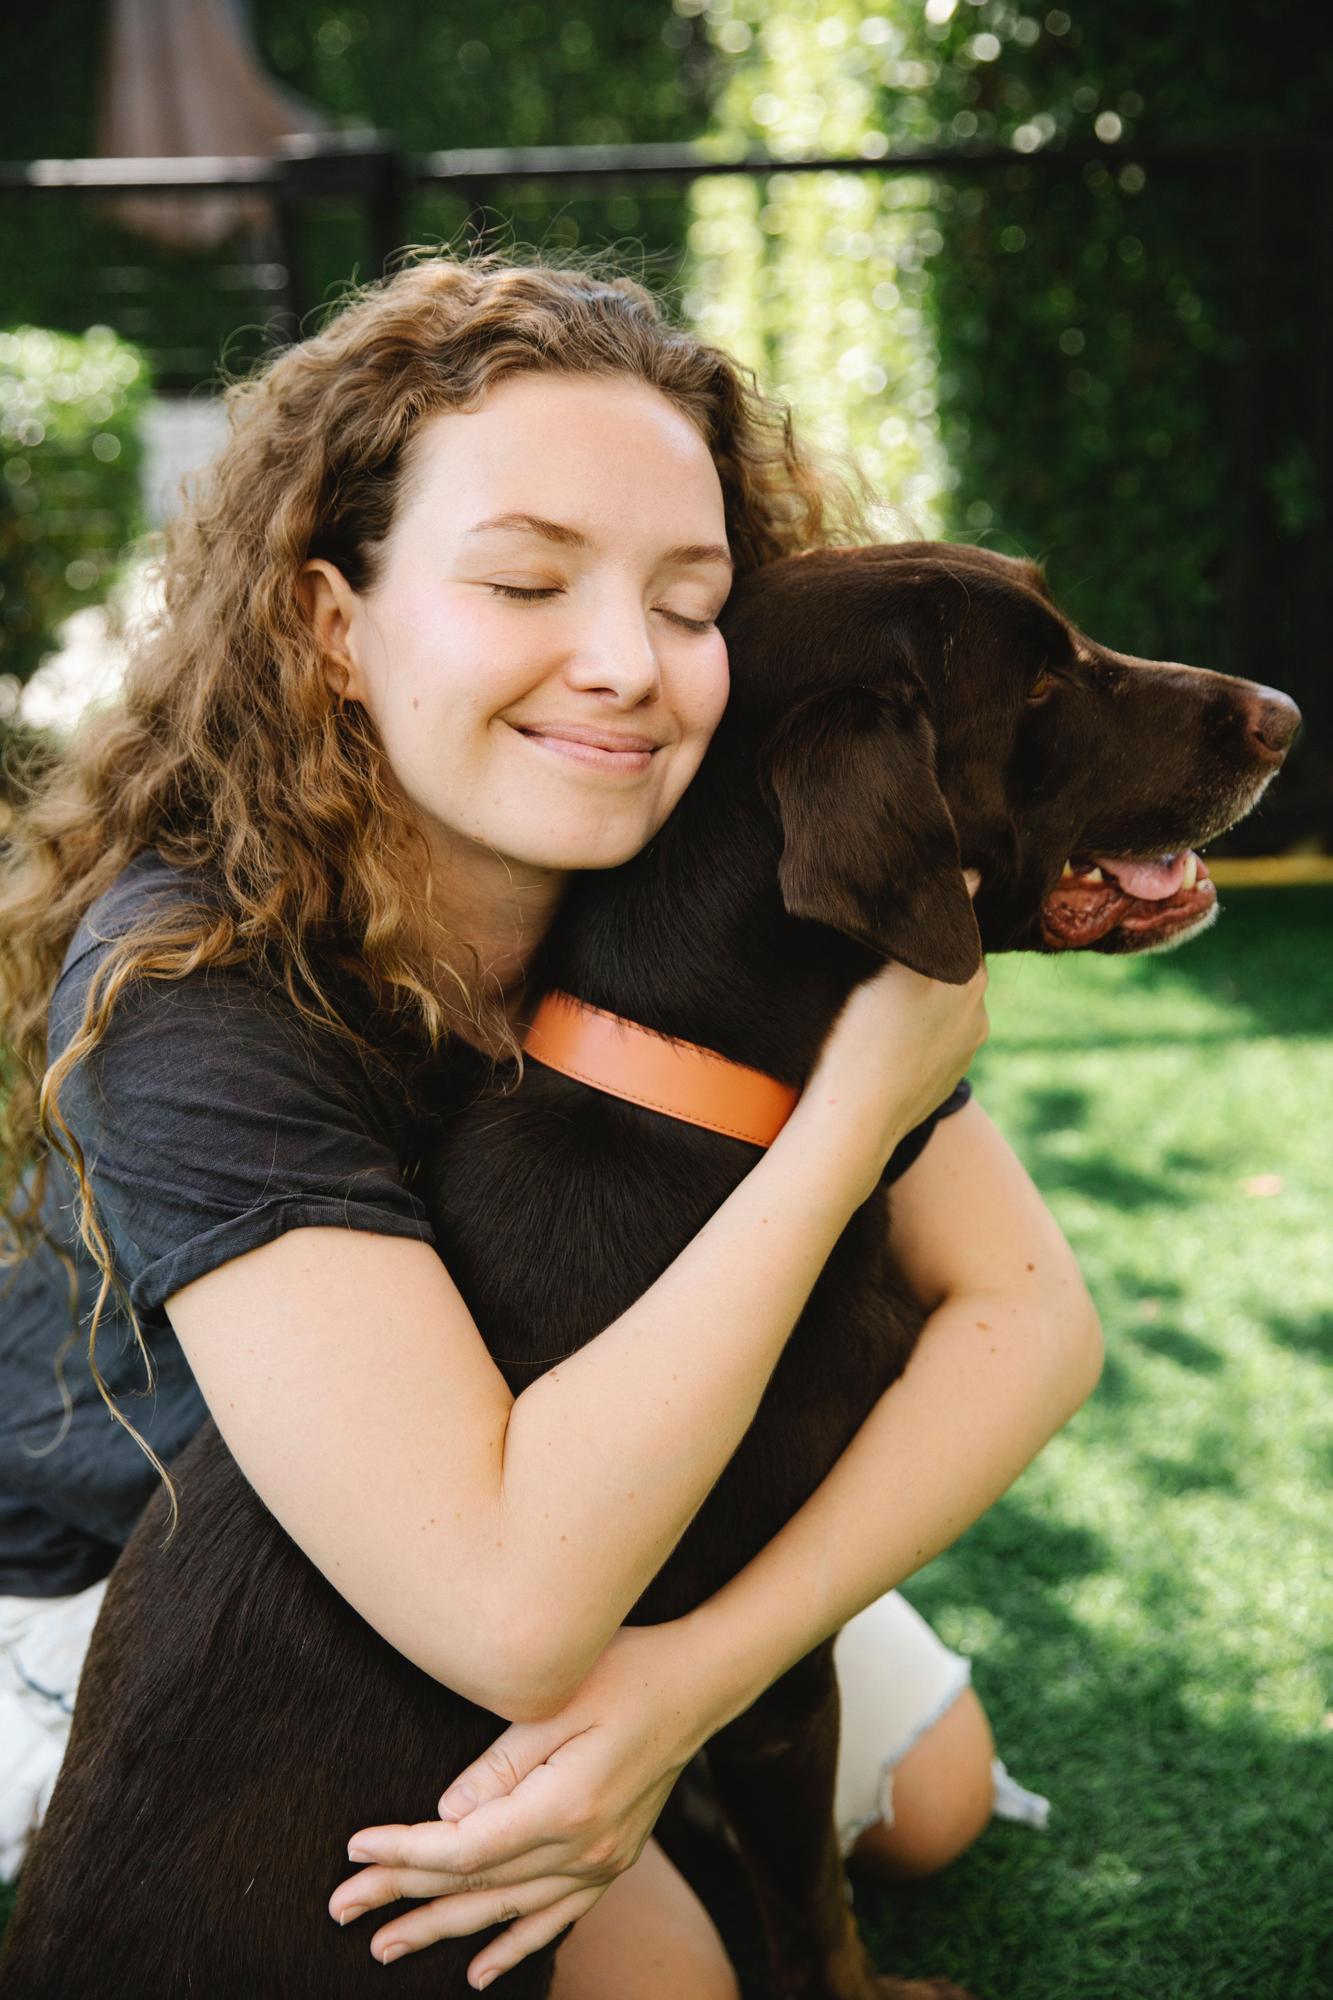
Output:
[
  {"xmin": 3, "ymin": 889, "xmax": 1329, "ymax": 1994},
  {"xmin": 859, "ymin": 887, "xmax": 1332, "ymax": 2000}
]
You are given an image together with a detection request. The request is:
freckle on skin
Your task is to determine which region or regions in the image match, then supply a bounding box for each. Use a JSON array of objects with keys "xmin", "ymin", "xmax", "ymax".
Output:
[
  {"xmin": 1026, "ymin": 1263, "xmax": 1035, "ymax": 1271},
  {"xmin": 976, "ymin": 1322, "xmax": 990, "ymax": 1330}
]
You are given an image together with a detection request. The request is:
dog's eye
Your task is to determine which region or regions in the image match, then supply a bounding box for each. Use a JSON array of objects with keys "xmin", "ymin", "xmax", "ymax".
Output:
[{"xmin": 1027, "ymin": 668, "xmax": 1060, "ymax": 704}]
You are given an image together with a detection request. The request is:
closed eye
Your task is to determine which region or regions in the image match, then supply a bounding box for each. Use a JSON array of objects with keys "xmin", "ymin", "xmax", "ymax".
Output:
[
  {"xmin": 486, "ymin": 583, "xmax": 560, "ymax": 603},
  {"xmin": 659, "ymin": 610, "xmax": 718, "ymax": 632},
  {"xmin": 485, "ymin": 583, "xmax": 716, "ymax": 631}
]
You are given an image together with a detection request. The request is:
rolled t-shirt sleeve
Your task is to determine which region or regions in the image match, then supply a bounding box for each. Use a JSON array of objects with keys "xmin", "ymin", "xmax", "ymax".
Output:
[{"xmin": 48, "ymin": 947, "xmax": 437, "ymax": 1323}]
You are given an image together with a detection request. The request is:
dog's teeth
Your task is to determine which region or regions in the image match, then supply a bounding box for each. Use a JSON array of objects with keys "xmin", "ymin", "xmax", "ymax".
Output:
[
  {"xmin": 1061, "ymin": 860, "xmax": 1074, "ymax": 878},
  {"xmin": 1181, "ymin": 852, "xmax": 1198, "ymax": 892},
  {"xmin": 1085, "ymin": 866, "xmax": 1105, "ymax": 884}
]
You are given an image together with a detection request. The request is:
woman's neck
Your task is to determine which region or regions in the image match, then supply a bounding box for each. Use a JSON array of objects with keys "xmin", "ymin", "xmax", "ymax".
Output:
[{"xmin": 411, "ymin": 838, "xmax": 569, "ymax": 1051}]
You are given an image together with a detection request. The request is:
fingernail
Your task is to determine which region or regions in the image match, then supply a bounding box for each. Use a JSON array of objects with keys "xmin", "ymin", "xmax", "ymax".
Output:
[
  {"xmin": 474, "ymin": 1973, "xmax": 497, "ymax": 1992},
  {"xmin": 440, "ymin": 1783, "xmax": 478, "ymax": 1819},
  {"xmin": 379, "ymin": 1944, "xmax": 406, "ymax": 1965},
  {"xmin": 348, "ymin": 1845, "xmax": 373, "ymax": 1862},
  {"xmin": 338, "ymin": 1906, "xmax": 365, "ymax": 1927}
]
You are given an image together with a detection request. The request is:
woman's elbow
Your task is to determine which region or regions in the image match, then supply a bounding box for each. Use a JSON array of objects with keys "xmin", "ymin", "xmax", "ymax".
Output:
[
  {"xmin": 462, "ymin": 1600, "xmax": 590, "ymax": 1723},
  {"xmin": 1058, "ymin": 1295, "xmax": 1105, "ymax": 1411}
]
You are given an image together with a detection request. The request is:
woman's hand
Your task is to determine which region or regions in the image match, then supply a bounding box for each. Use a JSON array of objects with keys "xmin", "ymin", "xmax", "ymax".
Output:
[
  {"xmin": 327, "ymin": 1620, "xmax": 719, "ymax": 1989},
  {"xmin": 787, "ymin": 868, "xmax": 989, "ymax": 1200}
]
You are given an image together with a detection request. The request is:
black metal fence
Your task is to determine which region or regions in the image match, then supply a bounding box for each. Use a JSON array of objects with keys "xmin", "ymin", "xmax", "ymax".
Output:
[{"xmin": 2, "ymin": 133, "xmax": 1327, "ymax": 848}]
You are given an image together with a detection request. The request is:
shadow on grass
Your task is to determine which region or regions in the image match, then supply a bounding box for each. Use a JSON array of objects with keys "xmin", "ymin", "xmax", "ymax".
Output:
[
  {"xmin": 1125, "ymin": 1324, "xmax": 1228, "ymax": 1376},
  {"xmin": 854, "ymin": 1633, "xmax": 1331, "ymax": 2000},
  {"xmin": 858, "ymin": 1486, "xmax": 1329, "ymax": 2000},
  {"xmin": 1158, "ymin": 887, "xmax": 1332, "ymax": 1042},
  {"xmin": 1134, "ymin": 1448, "xmax": 1241, "ymax": 1500},
  {"xmin": 1006, "ymin": 1086, "xmax": 1202, "ymax": 1214},
  {"xmin": 1263, "ymin": 1307, "xmax": 1333, "ymax": 1367},
  {"xmin": 659, "ymin": 1485, "xmax": 1328, "ymax": 2000}
]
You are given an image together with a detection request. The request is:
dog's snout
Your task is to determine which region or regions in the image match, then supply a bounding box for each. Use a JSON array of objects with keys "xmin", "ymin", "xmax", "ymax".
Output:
[{"xmin": 1242, "ymin": 686, "xmax": 1302, "ymax": 763}]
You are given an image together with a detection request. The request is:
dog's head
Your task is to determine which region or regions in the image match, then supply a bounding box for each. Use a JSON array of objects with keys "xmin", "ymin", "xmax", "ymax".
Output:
[{"xmin": 718, "ymin": 544, "xmax": 1302, "ymax": 984}]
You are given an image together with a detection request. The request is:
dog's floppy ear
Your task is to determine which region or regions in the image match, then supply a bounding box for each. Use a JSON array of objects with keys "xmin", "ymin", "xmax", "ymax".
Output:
[{"xmin": 761, "ymin": 683, "xmax": 982, "ymax": 983}]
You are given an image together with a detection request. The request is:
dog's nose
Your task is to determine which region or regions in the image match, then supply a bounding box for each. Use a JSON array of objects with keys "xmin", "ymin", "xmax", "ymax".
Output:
[{"xmin": 1241, "ymin": 686, "xmax": 1302, "ymax": 763}]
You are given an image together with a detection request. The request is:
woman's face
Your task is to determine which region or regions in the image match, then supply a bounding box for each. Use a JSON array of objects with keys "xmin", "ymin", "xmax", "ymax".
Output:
[{"xmin": 303, "ymin": 371, "xmax": 732, "ymax": 884}]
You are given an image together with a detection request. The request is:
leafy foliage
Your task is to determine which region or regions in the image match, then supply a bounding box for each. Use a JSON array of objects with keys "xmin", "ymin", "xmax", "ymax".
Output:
[
  {"xmin": 0, "ymin": 325, "xmax": 148, "ymax": 691},
  {"xmin": 687, "ymin": 0, "xmax": 1328, "ymax": 845},
  {"xmin": 683, "ymin": 1, "xmax": 948, "ymax": 530},
  {"xmin": 903, "ymin": 0, "xmax": 1329, "ymax": 697},
  {"xmin": 0, "ymin": 2, "xmax": 712, "ymax": 391}
]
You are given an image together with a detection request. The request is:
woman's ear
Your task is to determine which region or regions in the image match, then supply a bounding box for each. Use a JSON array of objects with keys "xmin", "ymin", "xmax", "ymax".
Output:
[
  {"xmin": 761, "ymin": 683, "xmax": 982, "ymax": 984},
  {"xmin": 297, "ymin": 559, "xmax": 367, "ymax": 702}
]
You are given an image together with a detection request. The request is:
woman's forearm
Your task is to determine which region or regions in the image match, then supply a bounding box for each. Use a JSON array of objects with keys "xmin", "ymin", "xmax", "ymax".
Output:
[
  {"xmin": 320, "ymin": 1296, "xmax": 1088, "ymax": 1977},
  {"xmin": 474, "ymin": 946, "xmax": 985, "ymax": 1714},
  {"xmin": 667, "ymin": 1287, "xmax": 1104, "ymax": 1737},
  {"xmin": 495, "ymin": 1097, "xmax": 892, "ymax": 1709}
]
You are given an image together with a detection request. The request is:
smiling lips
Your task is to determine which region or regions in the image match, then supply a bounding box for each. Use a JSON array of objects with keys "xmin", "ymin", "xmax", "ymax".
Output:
[{"xmin": 513, "ymin": 722, "xmax": 662, "ymax": 772}]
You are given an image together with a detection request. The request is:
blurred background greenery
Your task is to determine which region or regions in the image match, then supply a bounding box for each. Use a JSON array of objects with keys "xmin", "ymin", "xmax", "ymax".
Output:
[{"xmin": 2, "ymin": 0, "xmax": 1329, "ymax": 850}]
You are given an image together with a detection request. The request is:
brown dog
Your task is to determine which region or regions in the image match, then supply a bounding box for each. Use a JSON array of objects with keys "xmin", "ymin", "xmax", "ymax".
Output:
[{"xmin": 2, "ymin": 545, "xmax": 1300, "ymax": 1999}]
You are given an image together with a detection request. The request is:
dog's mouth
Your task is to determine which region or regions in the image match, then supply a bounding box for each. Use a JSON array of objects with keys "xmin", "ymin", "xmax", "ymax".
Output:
[{"xmin": 1041, "ymin": 849, "xmax": 1217, "ymax": 951}]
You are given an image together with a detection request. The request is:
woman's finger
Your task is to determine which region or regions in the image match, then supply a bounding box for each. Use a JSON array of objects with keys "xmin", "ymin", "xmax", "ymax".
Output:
[
  {"xmin": 332, "ymin": 1860, "xmax": 550, "ymax": 1919},
  {"xmin": 348, "ymin": 1758, "xmax": 601, "ymax": 1874},
  {"xmin": 436, "ymin": 1723, "xmax": 555, "ymax": 1822},
  {"xmin": 344, "ymin": 1798, "xmax": 537, "ymax": 1874},
  {"xmin": 465, "ymin": 1887, "xmax": 603, "ymax": 1991},
  {"xmin": 331, "ymin": 1790, "xmax": 588, "ymax": 1919},
  {"xmin": 356, "ymin": 1875, "xmax": 589, "ymax": 1964}
]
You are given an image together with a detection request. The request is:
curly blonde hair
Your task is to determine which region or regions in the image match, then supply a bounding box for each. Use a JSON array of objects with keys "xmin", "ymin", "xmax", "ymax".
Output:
[{"xmin": 0, "ymin": 247, "xmax": 873, "ymax": 1521}]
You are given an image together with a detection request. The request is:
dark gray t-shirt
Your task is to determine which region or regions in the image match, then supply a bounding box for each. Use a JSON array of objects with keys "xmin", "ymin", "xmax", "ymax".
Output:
[{"xmin": 1, "ymin": 848, "xmax": 972, "ymax": 1596}]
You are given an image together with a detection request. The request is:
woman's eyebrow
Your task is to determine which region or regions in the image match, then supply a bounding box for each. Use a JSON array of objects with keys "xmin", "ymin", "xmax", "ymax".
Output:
[{"xmin": 466, "ymin": 511, "xmax": 732, "ymax": 571}]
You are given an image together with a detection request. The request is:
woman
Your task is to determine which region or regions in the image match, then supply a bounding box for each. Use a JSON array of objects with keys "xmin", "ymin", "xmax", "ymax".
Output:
[{"xmin": 0, "ymin": 253, "xmax": 1100, "ymax": 1995}]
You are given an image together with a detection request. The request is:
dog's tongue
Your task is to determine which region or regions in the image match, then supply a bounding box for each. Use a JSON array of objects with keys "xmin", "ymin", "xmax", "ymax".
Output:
[{"xmin": 1094, "ymin": 853, "xmax": 1188, "ymax": 901}]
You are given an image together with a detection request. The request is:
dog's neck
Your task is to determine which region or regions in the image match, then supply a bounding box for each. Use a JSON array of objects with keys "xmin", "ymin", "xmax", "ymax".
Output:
[{"xmin": 526, "ymin": 711, "xmax": 878, "ymax": 1089}]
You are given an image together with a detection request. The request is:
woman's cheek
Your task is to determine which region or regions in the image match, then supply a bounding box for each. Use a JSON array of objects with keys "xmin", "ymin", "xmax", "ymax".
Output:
[
  {"xmin": 695, "ymin": 631, "xmax": 731, "ymax": 734},
  {"xmin": 660, "ymin": 647, "xmax": 730, "ymax": 815}
]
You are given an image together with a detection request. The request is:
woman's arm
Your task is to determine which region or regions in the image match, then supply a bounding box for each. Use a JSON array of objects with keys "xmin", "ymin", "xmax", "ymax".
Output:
[
  {"xmin": 677, "ymin": 1096, "xmax": 1105, "ymax": 1729},
  {"xmin": 325, "ymin": 1095, "xmax": 1103, "ymax": 1982},
  {"xmin": 168, "ymin": 946, "xmax": 990, "ymax": 1722}
]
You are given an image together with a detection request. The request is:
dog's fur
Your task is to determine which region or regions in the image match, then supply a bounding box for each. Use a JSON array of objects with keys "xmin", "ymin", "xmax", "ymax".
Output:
[{"xmin": 2, "ymin": 546, "xmax": 1299, "ymax": 1998}]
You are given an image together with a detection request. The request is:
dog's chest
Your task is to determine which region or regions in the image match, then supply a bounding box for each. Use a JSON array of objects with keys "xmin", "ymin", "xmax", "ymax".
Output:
[{"xmin": 419, "ymin": 1071, "xmax": 926, "ymax": 1618}]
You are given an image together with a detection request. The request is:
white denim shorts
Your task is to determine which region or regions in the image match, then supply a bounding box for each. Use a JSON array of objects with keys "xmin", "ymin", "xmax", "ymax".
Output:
[
  {"xmin": 0, "ymin": 1579, "xmax": 1049, "ymax": 1885},
  {"xmin": 832, "ymin": 1588, "xmax": 1049, "ymax": 1857}
]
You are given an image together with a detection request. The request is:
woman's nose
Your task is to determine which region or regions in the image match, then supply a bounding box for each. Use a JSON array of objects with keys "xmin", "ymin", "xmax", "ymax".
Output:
[{"xmin": 561, "ymin": 603, "xmax": 661, "ymax": 704}]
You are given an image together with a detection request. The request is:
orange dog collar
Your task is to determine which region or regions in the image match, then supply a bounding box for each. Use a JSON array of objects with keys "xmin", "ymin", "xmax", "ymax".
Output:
[{"xmin": 521, "ymin": 991, "xmax": 800, "ymax": 1149}]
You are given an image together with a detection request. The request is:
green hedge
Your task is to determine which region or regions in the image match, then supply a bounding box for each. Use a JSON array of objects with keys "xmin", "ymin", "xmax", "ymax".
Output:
[
  {"xmin": 0, "ymin": 1, "xmax": 710, "ymax": 393},
  {"xmin": 903, "ymin": 0, "xmax": 1328, "ymax": 845},
  {"xmin": 0, "ymin": 325, "xmax": 149, "ymax": 691}
]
